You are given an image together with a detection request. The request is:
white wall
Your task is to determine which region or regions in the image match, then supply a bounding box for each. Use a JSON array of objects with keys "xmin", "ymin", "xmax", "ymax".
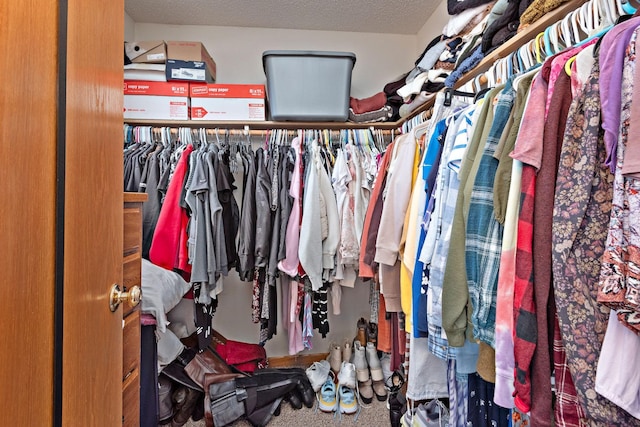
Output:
[
  {"xmin": 416, "ymin": 0, "xmax": 449, "ymax": 56},
  {"xmin": 125, "ymin": 12, "xmax": 136, "ymax": 41},
  {"xmin": 134, "ymin": 23, "xmax": 417, "ymax": 98}
]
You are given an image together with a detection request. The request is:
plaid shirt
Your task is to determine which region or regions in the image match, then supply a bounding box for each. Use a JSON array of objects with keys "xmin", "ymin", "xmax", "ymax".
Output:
[
  {"xmin": 424, "ymin": 106, "xmax": 474, "ymax": 359},
  {"xmin": 512, "ymin": 164, "xmax": 536, "ymax": 413},
  {"xmin": 466, "ymin": 82, "xmax": 515, "ymax": 347},
  {"xmin": 553, "ymin": 314, "xmax": 585, "ymax": 427}
]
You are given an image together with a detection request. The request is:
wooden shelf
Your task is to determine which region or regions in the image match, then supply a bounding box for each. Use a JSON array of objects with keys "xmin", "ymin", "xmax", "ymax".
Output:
[
  {"xmin": 124, "ymin": 0, "xmax": 587, "ymax": 132},
  {"xmin": 124, "ymin": 119, "xmax": 402, "ymax": 131}
]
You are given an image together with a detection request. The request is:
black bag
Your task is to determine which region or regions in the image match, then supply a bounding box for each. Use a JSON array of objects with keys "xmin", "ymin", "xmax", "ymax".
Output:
[{"xmin": 208, "ymin": 378, "xmax": 247, "ymax": 427}]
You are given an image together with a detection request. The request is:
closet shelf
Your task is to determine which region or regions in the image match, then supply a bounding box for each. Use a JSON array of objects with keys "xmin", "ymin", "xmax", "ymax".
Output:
[
  {"xmin": 124, "ymin": 0, "xmax": 587, "ymax": 132},
  {"xmin": 124, "ymin": 119, "xmax": 401, "ymax": 130}
]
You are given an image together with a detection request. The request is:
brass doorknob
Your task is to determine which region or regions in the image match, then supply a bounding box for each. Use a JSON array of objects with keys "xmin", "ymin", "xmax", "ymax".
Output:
[{"xmin": 109, "ymin": 284, "xmax": 141, "ymax": 312}]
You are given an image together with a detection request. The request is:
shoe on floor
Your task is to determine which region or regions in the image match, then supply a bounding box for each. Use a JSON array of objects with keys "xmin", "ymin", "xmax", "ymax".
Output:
[
  {"xmin": 317, "ymin": 378, "xmax": 338, "ymax": 413},
  {"xmin": 328, "ymin": 342, "xmax": 342, "ymax": 374},
  {"xmin": 400, "ymin": 407, "xmax": 414, "ymax": 427},
  {"xmin": 366, "ymin": 342, "xmax": 387, "ymax": 401},
  {"xmin": 352, "ymin": 341, "xmax": 373, "ymax": 404},
  {"xmin": 380, "ymin": 352, "xmax": 392, "ymax": 386},
  {"xmin": 337, "ymin": 361, "xmax": 357, "ymax": 389},
  {"xmin": 338, "ymin": 385, "xmax": 358, "ymax": 415},
  {"xmin": 343, "ymin": 339, "xmax": 353, "ymax": 363},
  {"xmin": 388, "ymin": 390, "xmax": 406, "ymax": 427},
  {"xmin": 306, "ymin": 359, "xmax": 331, "ymax": 393},
  {"xmin": 356, "ymin": 317, "xmax": 368, "ymax": 346},
  {"xmin": 286, "ymin": 391, "xmax": 302, "ymax": 410},
  {"xmin": 415, "ymin": 399, "xmax": 450, "ymax": 427}
]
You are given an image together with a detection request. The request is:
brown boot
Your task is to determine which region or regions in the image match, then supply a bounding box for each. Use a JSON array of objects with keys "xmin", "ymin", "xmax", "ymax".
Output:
[
  {"xmin": 355, "ymin": 317, "xmax": 368, "ymax": 347},
  {"xmin": 171, "ymin": 387, "xmax": 201, "ymax": 427}
]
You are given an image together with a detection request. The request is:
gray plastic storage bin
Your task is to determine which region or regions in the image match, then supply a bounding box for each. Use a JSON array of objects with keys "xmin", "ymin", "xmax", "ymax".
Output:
[{"xmin": 262, "ymin": 50, "xmax": 356, "ymax": 122}]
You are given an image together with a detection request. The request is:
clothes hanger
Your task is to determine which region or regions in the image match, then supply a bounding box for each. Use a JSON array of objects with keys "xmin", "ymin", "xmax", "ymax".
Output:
[
  {"xmin": 375, "ymin": 128, "xmax": 386, "ymax": 152},
  {"xmin": 600, "ymin": 0, "xmax": 618, "ymax": 26},
  {"xmin": 560, "ymin": 13, "xmax": 575, "ymax": 47},
  {"xmin": 413, "ymin": 118, "xmax": 431, "ymax": 141},
  {"xmin": 568, "ymin": 9, "xmax": 584, "ymax": 45},
  {"xmin": 549, "ymin": 24, "xmax": 560, "ymax": 54},
  {"xmin": 534, "ymin": 32, "xmax": 546, "ymax": 64},
  {"xmin": 507, "ymin": 50, "xmax": 522, "ymax": 76},
  {"xmin": 517, "ymin": 42, "xmax": 533, "ymax": 71},
  {"xmin": 564, "ymin": 56, "xmax": 577, "ymax": 76},
  {"xmin": 621, "ymin": 0, "xmax": 638, "ymax": 14},
  {"xmin": 543, "ymin": 27, "xmax": 556, "ymax": 56}
]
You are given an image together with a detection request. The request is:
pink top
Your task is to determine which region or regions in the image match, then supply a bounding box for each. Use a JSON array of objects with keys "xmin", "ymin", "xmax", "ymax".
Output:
[{"xmin": 278, "ymin": 137, "xmax": 303, "ymax": 277}]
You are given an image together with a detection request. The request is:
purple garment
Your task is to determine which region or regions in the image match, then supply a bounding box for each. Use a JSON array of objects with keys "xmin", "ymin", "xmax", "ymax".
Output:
[{"xmin": 598, "ymin": 17, "xmax": 640, "ymax": 173}]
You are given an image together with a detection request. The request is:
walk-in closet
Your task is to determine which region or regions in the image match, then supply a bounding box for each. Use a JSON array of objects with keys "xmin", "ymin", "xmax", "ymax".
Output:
[{"xmin": 3, "ymin": 0, "xmax": 640, "ymax": 425}]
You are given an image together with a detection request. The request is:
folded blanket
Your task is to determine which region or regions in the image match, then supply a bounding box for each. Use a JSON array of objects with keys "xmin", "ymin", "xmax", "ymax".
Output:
[
  {"xmin": 349, "ymin": 92, "xmax": 388, "ymax": 114},
  {"xmin": 348, "ymin": 105, "xmax": 393, "ymax": 123}
]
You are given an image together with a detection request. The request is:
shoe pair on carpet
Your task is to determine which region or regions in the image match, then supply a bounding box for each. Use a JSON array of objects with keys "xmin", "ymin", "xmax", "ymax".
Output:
[{"xmin": 306, "ymin": 359, "xmax": 359, "ymax": 416}]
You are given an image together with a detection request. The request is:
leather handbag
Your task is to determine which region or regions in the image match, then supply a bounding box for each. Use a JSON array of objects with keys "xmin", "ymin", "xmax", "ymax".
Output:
[{"xmin": 184, "ymin": 347, "xmax": 233, "ymax": 389}]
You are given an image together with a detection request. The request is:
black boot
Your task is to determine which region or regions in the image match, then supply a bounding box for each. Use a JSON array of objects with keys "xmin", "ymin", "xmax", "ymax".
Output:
[{"xmin": 388, "ymin": 390, "xmax": 406, "ymax": 427}]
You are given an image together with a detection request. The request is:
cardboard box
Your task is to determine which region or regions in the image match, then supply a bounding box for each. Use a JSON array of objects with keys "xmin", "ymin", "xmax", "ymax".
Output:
[
  {"xmin": 166, "ymin": 41, "xmax": 217, "ymax": 81},
  {"xmin": 190, "ymin": 84, "xmax": 265, "ymax": 121},
  {"xmin": 166, "ymin": 59, "xmax": 215, "ymax": 83},
  {"xmin": 125, "ymin": 41, "xmax": 166, "ymax": 64},
  {"xmin": 124, "ymin": 63, "xmax": 166, "ymax": 82},
  {"xmin": 123, "ymin": 81, "xmax": 189, "ymax": 120}
]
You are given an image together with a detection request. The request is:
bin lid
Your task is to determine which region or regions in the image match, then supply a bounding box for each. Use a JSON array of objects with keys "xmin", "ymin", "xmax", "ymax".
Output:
[{"xmin": 262, "ymin": 50, "xmax": 356, "ymax": 67}]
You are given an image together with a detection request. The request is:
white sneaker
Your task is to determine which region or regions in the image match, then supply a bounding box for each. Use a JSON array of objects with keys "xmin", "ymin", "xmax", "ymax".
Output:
[
  {"xmin": 337, "ymin": 361, "xmax": 357, "ymax": 389},
  {"xmin": 317, "ymin": 378, "xmax": 338, "ymax": 412},
  {"xmin": 306, "ymin": 359, "xmax": 331, "ymax": 393},
  {"xmin": 338, "ymin": 384, "xmax": 358, "ymax": 415}
]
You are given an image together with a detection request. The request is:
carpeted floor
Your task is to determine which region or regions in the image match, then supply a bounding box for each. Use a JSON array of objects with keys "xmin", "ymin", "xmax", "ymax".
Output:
[{"xmin": 184, "ymin": 394, "xmax": 392, "ymax": 427}]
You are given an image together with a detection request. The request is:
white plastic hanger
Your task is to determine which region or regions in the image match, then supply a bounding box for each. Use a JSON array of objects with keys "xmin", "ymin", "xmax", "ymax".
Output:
[{"xmin": 560, "ymin": 13, "xmax": 575, "ymax": 47}]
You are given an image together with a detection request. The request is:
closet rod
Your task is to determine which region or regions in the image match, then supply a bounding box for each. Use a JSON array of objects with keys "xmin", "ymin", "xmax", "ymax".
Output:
[
  {"xmin": 400, "ymin": 0, "xmax": 588, "ymax": 124},
  {"xmin": 124, "ymin": 119, "xmax": 401, "ymax": 131}
]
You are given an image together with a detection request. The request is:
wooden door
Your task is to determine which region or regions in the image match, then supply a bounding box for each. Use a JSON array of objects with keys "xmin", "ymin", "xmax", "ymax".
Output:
[
  {"xmin": 62, "ymin": 0, "xmax": 125, "ymax": 425},
  {"xmin": 1, "ymin": 1, "xmax": 124, "ymax": 425}
]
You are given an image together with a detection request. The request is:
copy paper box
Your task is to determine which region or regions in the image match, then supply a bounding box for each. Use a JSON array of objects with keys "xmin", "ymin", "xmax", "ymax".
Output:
[
  {"xmin": 166, "ymin": 41, "xmax": 217, "ymax": 81},
  {"xmin": 190, "ymin": 84, "xmax": 266, "ymax": 121},
  {"xmin": 123, "ymin": 81, "xmax": 190, "ymax": 120}
]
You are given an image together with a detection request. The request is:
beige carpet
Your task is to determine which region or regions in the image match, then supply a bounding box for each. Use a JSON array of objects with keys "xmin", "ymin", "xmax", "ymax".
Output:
[{"xmin": 184, "ymin": 394, "xmax": 391, "ymax": 427}]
